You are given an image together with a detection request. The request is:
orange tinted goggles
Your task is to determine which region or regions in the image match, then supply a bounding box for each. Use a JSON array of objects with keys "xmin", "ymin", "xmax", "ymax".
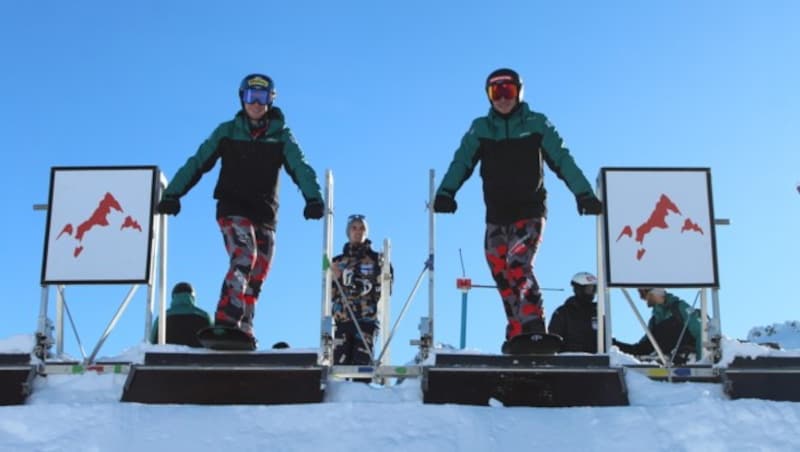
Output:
[{"xmin": 487, "ymin": 82, "xmax": 519, "ymax": 101}]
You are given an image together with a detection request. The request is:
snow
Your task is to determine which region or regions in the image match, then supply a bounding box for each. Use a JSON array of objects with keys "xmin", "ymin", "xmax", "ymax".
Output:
[
  {"xmin": 3, "ymin": 324, "xmax": 800, "ymax": 451},
  {"xmin": 748, "ymin": 321, "xmax": 800, "ymax": 350}
]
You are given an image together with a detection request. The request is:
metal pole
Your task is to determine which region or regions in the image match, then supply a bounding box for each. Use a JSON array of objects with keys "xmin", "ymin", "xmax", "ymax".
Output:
[
  {"xmin": 670, "ymin": 290, "xmax": 702, "ymax": 365},
  {"xmin": 379, "ymin": 238, "xmax": 392, "ymax": 364},
  {"xmin": 37, "ymin": 286, "xmax": 49, "ymax": 341},
  {"xmin": 596, "ymin": 212, "xmax": 608, "ymax": 354},
  {"xmin": 459, "ymin": 292, "xmax": 468, "ymax": 349},
  {"xmin": 700, "ymin": 288, "xmax": 709, "ymax": 360},
  {"xmin": 711, "ymin": 287, "xmax": 722, "ymax": 336},
  {"xmin": 55, "ymin": 285, "xmax": 64, "ymax": 357},
  {"xmin": 57, "ymin": 287, "xmax": 88, "ymax": 361},
  {"xmin": 376, "ymin": 261, "xmax": 431, "ymax": 365},
  {"xmin": 620, "ymin": 288, "xmax": 669, "ymax": 366},
  {"xmin": 427, "ymin": 169, "xmax": 435, "ymax": 345},
  {"xmin": 596, "ymin": 173, "xmax": 611, "ymax": 354},
  {"xmin": 87, "ymin": 285, "xmax": 140, "ymax": 364},
  {"xmin": 157, "ymin": 212, "xmax": 167, "ymax": 345},
  {"xmin": 156, "ymin": 171, "xmax": 168, "ymax": 345},
  {"xmin": 320, "ymin": 170, "xmax": 334, "ymax": 356},
  {"xmin": 145, "ymin": 212, "xmax": 157, "ymax": 343},
  {"xmin": 321, "ymin": 170, "xmax": 334, "ymax": 320}
]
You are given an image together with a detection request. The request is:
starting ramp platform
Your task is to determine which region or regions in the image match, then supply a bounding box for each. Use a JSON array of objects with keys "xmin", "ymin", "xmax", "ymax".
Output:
[
  {"xmin": 722, "ymin": 356, "xmax": 800, "ymax": 402},
  {"xmin": 422, "ymin": 353, "xmax": 629, "ymax": 407},
  {"xmin": 0, "ymin": 353, "xmax": 36, "ymax": 405},
  {"xmin": 121, "ymin": 351, "xmax": 326, "ymax": 405}
]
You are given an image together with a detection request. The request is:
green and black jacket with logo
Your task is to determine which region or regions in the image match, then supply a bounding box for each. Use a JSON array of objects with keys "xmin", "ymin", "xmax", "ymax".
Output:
[
  {"xmin": 436, "ymin": 102, "xmax": 594, "ymax": 224},
  {"xmin": 162, "ymin": 108, "xmax": 322, "ymax": 229}
]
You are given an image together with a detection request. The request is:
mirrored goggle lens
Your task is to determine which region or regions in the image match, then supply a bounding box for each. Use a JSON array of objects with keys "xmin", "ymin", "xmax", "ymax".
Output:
[
  {"xmin": 243, "ymin": 88, "xmax": 271, "ymax": 105},
  {"xmin": 348, "ymin": 214, "xmax": 366, "ymax": 221},
  {"xmin": 487, "ymin": 82, "xmax": 518, "ymax": 101}
]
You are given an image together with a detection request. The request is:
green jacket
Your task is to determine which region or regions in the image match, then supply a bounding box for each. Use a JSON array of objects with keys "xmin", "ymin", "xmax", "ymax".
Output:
[
  {"xmin": 437, "ymin": 102, "xmax": 594, "ymax": 224},
  {"xmin": 162, "ymin": 108, "xmax": 322, "ymax": 228},
  {"xmin": 649, "ymin": 293, "xmax": 704, "ymax": 357},
  {"xmin": 149, "ymin": 291, "xmax": 212, "ymax": 343}
]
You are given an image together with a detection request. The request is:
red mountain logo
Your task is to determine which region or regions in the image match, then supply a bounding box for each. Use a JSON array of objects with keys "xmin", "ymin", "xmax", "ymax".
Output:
[
  {"xmin": 56, "ymin": 192, "xmax": 143, "ymax": 257},
  {"xmin": 616, "ymin": 193, "xmax": 704, "ymax": 260}
]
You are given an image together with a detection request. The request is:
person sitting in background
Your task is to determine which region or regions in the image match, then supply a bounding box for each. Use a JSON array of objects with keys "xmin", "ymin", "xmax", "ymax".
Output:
[
  {"xmin": 613, "ymin": 288, "xmax": 703, "ymax": 364},
  {"xmin": 548, "ymin": 272, "xmax": 599, "ymax": 353},
  {"xmin": 150, "ymin": 282, "xmax": 212, "ymax": 348}
]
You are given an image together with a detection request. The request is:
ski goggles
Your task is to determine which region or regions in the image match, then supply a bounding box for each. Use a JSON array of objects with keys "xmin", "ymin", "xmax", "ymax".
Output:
[
  {"xmin": 348, "ymin": 214, "xmax": 366, "ymax": 222},
  {"xmin": 487, "ymin": 81, "xmax": 519, "ymax": 101},
  {"xmin": 242, "ymin": 88, "xmax": 272, "ymax": 105}
]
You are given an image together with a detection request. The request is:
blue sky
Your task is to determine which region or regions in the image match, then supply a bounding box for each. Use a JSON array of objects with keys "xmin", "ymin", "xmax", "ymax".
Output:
[{"xmin": 1, "ymin": 1, "xmax": 798, "ymax": 362}]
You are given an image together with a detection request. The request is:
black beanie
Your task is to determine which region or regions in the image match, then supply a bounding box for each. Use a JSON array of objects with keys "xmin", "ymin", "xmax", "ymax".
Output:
[{"xmin": 172, "ymin": 282, "xmax": 194, "ymax": 296}]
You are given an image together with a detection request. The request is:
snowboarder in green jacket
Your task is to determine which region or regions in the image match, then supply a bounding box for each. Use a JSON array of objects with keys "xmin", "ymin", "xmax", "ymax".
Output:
[
  {"xmin": 614, "ymin": 288, "xmax": 704, "ymax": 363},
  {"xmin": 156, "ymin": 73, "xmax": 324, "ymax": 341},
  {"xmin": 433, "ymin": 68, "xmax": 602, "ymax": 351}
]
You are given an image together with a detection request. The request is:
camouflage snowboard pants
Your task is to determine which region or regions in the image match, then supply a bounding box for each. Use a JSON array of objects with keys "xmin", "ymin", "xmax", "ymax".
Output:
[
  {"xmin": 333, "ymin": 321, "xmax": 376, "ymax": 367},
  {"xmin": 215, "ymin": 215, "xmax": 275, "ymax": 336},
  {"xmin": 484, "ymin": 217, "xmax": 546, "ymax": 340}
]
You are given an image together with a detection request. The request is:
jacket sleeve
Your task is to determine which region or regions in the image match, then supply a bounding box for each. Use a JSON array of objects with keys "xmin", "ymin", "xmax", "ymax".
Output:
[
  {"xmin": 676, "ymin": 299, "xmax": 704, "ymax": 357},
  {"xmin": 535, "ymin": 113, "xmax": 594, "ymax": 197},
  {"xmin": 436, "ymin": 118, "xmax": 483, "ymax": 198},
  {"xmin": 199, "ymin": 310, "xmax": 212, "ymax": 327},
  {"xmin": 162, "ymin": 122, "xmax": 231, "ymax": 199},
  {"xmin": 617, "ymin": 334, "xmax": 655, "ymax": 356},
  {"xmin": 280, "ymin": 127, "xmax": 323, "ymax": 203},
  {"xmin": 547, "ymin": 307, "xmax": 567, "ymax": 338},
  {"xmin": 371, "ymin": 254, "xmax": 383, "ymax": 306},
  {"xmin": 330, "ymin": 254, "xmax": 344, "ymax": 302}
]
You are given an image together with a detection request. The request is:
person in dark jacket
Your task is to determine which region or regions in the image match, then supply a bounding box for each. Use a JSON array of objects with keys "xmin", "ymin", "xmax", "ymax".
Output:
[
  {"xmin": 150, "ymin": 282, "xmax": 212, "ymax": 348},
  {"xmin": 432, "ymin": 68, "xmax": 603, "ymax": 349},
  {"xmin": 330, "ymin": 214, "xmax": 391, "ymax": 366},
  {"xmin": 156, "ymin": 73, "xmax": 324, "ymax": 340},
  {"xmin": 548, "ymin": 272, "xmax": 599, "ymax": 353},
  {"xmin": 613, "ymin": 288, "xmax": 703, "ymax": 364}
]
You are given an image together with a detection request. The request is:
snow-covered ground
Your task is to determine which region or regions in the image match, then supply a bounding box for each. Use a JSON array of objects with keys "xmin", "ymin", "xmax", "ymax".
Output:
[{"xmin": 2, "ymin": 324, "xmax": 800, "ymax": 452}]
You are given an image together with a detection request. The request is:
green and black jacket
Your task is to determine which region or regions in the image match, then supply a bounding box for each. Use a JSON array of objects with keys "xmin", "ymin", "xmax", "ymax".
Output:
[
  {"xmin": 162, "ymin": 108, "xmax": 322, "ymax": 228},
  {"xmin": 436, "ymin": 102, "xmax": 593, "ymax": 224}
]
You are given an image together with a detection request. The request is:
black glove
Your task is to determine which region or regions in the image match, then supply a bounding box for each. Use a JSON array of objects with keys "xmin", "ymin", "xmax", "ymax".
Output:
[
  {"xmin": 433, "ymin": 194, "xmax": 457, "ymax": 213},
  {"xmin": 576, "ymin": 192, "xmax": 603, "ymax": 215},
  {"xmin": 303, "ymin": 199, "xmax": 325, "ymax": 220},
  {"xmin": 156, "ymin": 197, "xmax": 181, "ymax": 216},
  {"xmin": 612, "ymin": 338, "xmax": 634, "ymax": 354}
]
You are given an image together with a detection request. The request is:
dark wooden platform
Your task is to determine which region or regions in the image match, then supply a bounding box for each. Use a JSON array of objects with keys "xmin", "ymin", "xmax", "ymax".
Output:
[
  {"xmin": 121, "ymin": 351, "xmax": 325, "ymax": 405},
  {"xmin": 722, "ymin": 356, "xmax": 800, "ymax": 401},
  {"xmin": 423, "ymin": 353, "xmax": 629, "ymax": 407},
  {"xmin": 0, "ymin": 353, "xmax": 36, "ymax": 405}
]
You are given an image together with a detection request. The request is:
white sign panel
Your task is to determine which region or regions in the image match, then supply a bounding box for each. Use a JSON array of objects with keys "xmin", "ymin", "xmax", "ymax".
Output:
[
  {"xmin": 601, "ymin": 168, "xmax": 719, "ymax": 287},
  {"xmin": 41, "ymin": 167, "xmax": 157, "ymax": 284}
]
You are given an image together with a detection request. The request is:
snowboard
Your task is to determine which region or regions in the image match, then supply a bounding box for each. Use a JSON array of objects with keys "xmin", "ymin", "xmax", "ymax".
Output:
[
  {"xmin": 501, "ymin": 332, "xmax": 563, "ymax": 355},
  {"xmin": 196, "ymin": 326, "xmax": 257, "ymax": 351}
]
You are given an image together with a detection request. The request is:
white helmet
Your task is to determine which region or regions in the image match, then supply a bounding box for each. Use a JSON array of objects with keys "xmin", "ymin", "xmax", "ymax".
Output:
[{"xmin": 571, "ymin": 272, "xmax": 597, "ymax": 298}]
